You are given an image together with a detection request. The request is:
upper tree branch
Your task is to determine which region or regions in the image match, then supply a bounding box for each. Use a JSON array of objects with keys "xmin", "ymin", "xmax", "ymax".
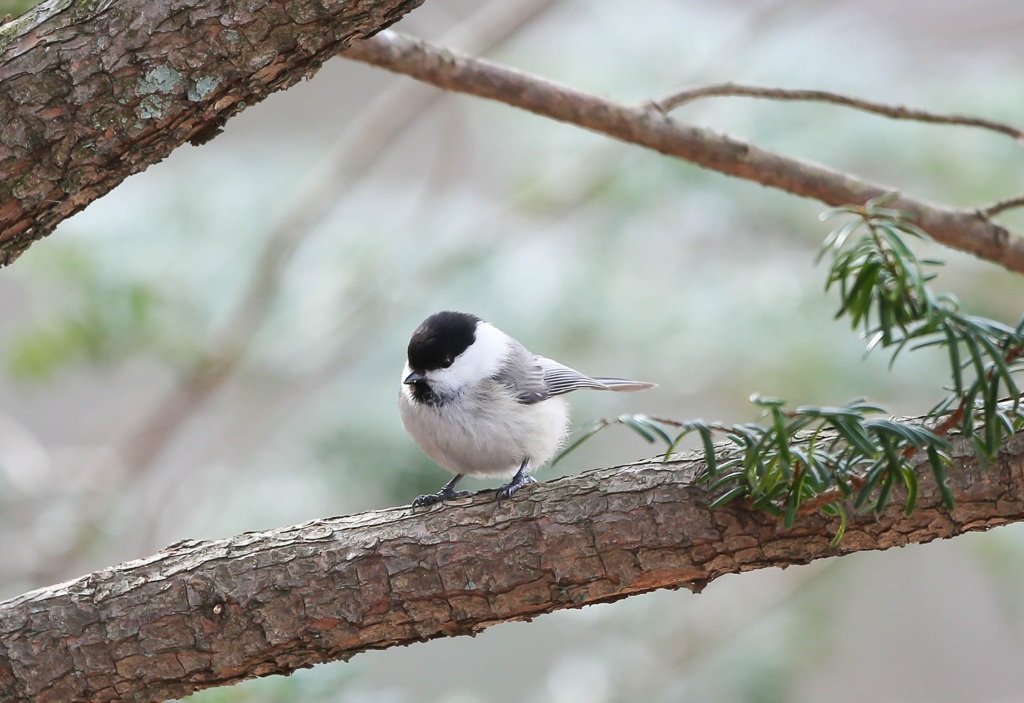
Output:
[
  {"xmin": 2, "ymin": 430, "xmax": 1024, "ymax": 703},
  {"xmin": 344, "ymin": 31, "xmax": 1024, "ymax": 274},
  {"xmin": 0, "ymin": 0, "xmax": 428, "ymax": 265}
]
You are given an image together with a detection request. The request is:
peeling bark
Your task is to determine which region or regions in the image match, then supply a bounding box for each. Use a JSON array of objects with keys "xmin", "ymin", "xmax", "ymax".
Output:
[
  {"xmin": 1, "ymin": 433, "xmax": 1023, "ymax": 702},
  {"xmin": 0, "ymin": 0, "xmax": 425, "ymax": 264}
]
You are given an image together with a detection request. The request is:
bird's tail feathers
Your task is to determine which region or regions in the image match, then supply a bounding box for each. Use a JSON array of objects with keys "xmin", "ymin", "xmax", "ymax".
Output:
[{"xmin": 592, "ymin": 377, "xmax": 657, "ymax": 392}]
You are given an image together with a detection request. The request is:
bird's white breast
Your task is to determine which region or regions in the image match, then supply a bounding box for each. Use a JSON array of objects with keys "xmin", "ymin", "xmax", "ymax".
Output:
[{"xmin": 399, "ymin": 380, "xmax": 570, "ymax": 479}]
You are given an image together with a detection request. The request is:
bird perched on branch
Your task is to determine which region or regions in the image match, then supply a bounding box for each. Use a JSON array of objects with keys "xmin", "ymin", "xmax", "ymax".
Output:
[{"xmin": 399, "ymin": 311, "xmax": 655, "ymax": 507}]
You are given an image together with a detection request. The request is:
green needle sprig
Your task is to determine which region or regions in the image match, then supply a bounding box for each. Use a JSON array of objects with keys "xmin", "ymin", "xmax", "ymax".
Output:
[{"xmin": 555, "ymin": 196, "xmax": 1024, "ymax": 542}]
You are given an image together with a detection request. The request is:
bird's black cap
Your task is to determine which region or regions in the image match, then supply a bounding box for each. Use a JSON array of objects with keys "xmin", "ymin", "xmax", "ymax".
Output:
[{"xmin": 407, "ymin": 311, "xmax": 480, "ymax": 372}]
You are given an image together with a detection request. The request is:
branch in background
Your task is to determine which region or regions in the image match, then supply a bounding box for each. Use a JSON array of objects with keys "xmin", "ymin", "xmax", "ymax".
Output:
[
  {"xmin": 0, "ymin": 0, "xmax": 429, "ymax": 265},
  {"xmin": 2, "ymin": 430, "xmax": 1022, "ymax": 703},
  {"xmin": 122, "ymin": 0, "xmax": 560, "ymax": 487},
  {"xmin": 219, "ymin": 0, "xmax": 559, "ymax": 360},
  {"xmin": 24, "ymin": 0, "xmax": 561, "ymax": 587},
  {"xmin": 343, "ymin": 31, "xmax": 1024, "ymax": 274},
  {"xmin": 652, "ymin": 82, "xmax": 1024, "ymax": 141}
]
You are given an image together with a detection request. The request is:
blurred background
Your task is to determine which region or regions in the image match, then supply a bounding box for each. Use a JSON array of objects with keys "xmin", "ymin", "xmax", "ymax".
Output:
[{"xmin": 3, "ymin": 0, "xmax": 1024, "ymax": 701}]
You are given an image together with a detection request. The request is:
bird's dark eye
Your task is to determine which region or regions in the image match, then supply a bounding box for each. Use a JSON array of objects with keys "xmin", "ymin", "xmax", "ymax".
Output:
[{"xmin": 440, "ymin": 356, "xmax": 454, "ymax": 368}]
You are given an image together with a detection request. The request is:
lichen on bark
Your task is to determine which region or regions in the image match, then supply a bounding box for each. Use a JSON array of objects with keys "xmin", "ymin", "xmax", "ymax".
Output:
[{"xmin": 0, "ymin": 0, "xmax": 427, "ymax": 264}]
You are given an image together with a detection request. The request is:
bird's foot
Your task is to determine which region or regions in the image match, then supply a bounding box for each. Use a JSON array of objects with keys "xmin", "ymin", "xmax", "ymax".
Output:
[
  {"xmin": 412, "ymin": 486, "xmax": 477, "ymax": 508},
  {"xmin": 495, "ymin": 474, "xmax": 536, "ymax": 500}
]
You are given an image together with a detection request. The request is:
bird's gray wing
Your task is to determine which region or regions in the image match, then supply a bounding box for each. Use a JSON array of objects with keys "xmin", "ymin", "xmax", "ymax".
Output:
[
  {"xmin": 496, "ymin": 349, "xmax": 655, "ymax": 404},
  {"xmin": 489, "ymin": 342, "xmax": 553, "ymax": 404}
]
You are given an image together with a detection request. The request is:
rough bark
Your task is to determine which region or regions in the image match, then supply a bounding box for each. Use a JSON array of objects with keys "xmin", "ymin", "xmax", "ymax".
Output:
[
  {"xmin": 2, "ymin": 432, "xmax": 1023, "ymax": 703},
  {"xmin": 0, "ymin": 0, "xmax": 426, "ymax": 265},
  {"xmin": 344, "ymin": 31, "xmax": 1024, "ymax": 274}
]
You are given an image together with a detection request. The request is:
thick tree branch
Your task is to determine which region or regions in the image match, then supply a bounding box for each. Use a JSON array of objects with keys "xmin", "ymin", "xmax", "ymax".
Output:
[
  {"xmin": 343, "ymin": 31, "xmax": 1024, "ymax": 274},
  {"xmin": 0, "ymin": 0, "xmax": 427, "ymax": 265},
  {"xmin": 2, "ymin": 431, "xmax": 1023, "ymax": 703}
]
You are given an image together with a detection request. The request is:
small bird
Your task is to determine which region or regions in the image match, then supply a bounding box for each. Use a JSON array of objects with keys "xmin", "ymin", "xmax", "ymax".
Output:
[{"xmin": 399, "ymin": 311, "xmax": 655, "ymax": 507}]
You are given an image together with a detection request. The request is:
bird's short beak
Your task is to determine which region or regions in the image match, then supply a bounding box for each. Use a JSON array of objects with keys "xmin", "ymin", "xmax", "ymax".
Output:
[{"xmin": 404, "ymin": 370, "xmax": 426, "ymax": 385}]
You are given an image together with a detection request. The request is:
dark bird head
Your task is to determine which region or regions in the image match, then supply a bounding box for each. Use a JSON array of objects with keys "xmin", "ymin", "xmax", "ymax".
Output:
[
  {"xmin": 403, "ymin": 311, "xmax": 488, "ymax": 403},
  {"xmin": 406, "ymin": 311, "xmax": 480, "ymax": 376}
]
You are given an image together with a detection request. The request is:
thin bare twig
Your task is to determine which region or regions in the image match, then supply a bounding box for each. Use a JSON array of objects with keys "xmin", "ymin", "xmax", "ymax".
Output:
[
  {"xmin": 343, "ymin": 31, "xmax": 1024, "ymax": 274},
  {"xmin": 651, "ymin": 82, "xmax": 1024, "ymax": 141},
  {"xmin": 980, "ymin": 194, "xmax": 1024, "ymax": 218},
  {"xmin": 797, "ymin": 476, "xmax": 866, "ymax": 515}
]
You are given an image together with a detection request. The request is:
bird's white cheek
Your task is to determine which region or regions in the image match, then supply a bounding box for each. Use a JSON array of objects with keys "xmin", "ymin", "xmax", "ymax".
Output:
[
  {"xmin": 444, "ymin": 322, "xmax": 509, "ymax": 387},
  {"xmin": 422, "ymin": 367, "xmax": 461, "ymax": 395},
  {"xmin": 399, "ymin": 364, "xmax": 419, "ymax": 402}
]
